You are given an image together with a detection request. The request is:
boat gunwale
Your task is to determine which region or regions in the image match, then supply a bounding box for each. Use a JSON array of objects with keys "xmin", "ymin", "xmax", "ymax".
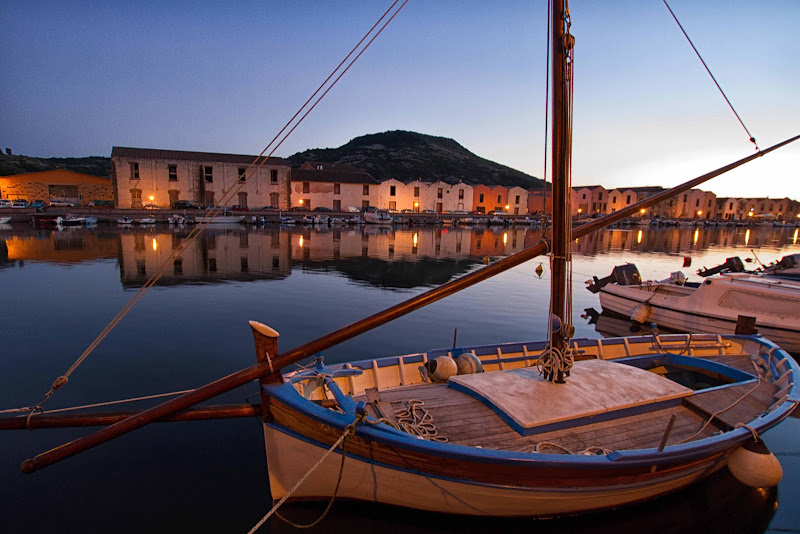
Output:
[{"xmin": 265, "ymin": 334, "xmax": 799, "ymax": 469}]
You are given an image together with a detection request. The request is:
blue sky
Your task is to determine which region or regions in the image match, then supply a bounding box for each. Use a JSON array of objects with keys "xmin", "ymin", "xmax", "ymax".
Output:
[{"xmin": 1, "ymin": 1, "xmax": 798, "ymax": 199}]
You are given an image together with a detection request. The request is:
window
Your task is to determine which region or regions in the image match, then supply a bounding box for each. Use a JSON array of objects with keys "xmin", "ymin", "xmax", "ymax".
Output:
[
  {"xmin": 272, "ymin": 257, "xmax": 280, "ymax": 270},
  {"xmin": 458, "ymin": 189, "xmax": 464, "ymax": 200},
  {"xmin": 208, "ymin": 258, "xmax": 217, "ymax": 272},
  {"xmin": 598, "ymin": 192, "xmax": 603, "ymax": 200},
  {"xmin": 204, "ymin": 166, "xmax": 213, "ymax": 183},
  {"xmin": 168, "ymin": 164, "xmax": 177, "ymax": 182},
  {"xmin": 414, "ymin": 187, "xmax": 420, "ymax": 197},
  {"xmin": 479, "ymin": 193, "xmax": 484, "ymax": 203},
  {"xmin": 438, "ymin": 188, "xmax": 443, "ymax": 199},
  {"xmin": 363, "ymin": 185, "xmax": 369, "ymax": 195},
  {"xmin": 302, "ymin": 182, "xmax": 310, "ymax": 194},
  {"xmin": 130, "ymin": 162, "xmax": 139, "ymax": 180},
  {"xmin": 709, "ymin": 200, "xmax": 713, "ymax": 208},
  {"xmin": 729, "ymin": 202, "xmax": 733, "ymax": 209},
  {"xmin": 240, "ymin": 257, "xmax": 248, "ymax": 273},
  {"xmin": 270, "ymin": 169, "xmax": 278, "ymax": 183},
  {"xmin": 626, "ymin": 195, "xmax": 631, "ymax": 204},
  {"xmin": 582, "ymin": 193, "xmax": 586, "ymax": 200},
  {"xmin": 683, "ymin": 194, "xmax": 688, "ymax": 202},
  {"xmin": 515, "ymin": 195, "xmax": 520, "ymax": 204},
  {"xmin": 389, "ymin": 201, "xmax": 396, "ymax": 210},
  {"xmin": 334, "ymin": 183, "xmax": 340, "ymax": 195},
  {"xmin": 612, "ymin": 196, "xmax": 616, "ymax": 203},
  {"xmin": 779, "ymin": 204, "xmax": 783, "ymax": 212},
  {"xmin": 270, "ymin": 192, "xmax": 279, "ymax": 206},
  {"xmin": 333, "ymin": 199, "xmax": 341, "ymax": 211},
  {"xmin": 390, "ymin": 185, "xmax": 396, "ymax": 196},
  {"xmin": 173, "ymin": 259, "xmax": 183, "ymax": 275},
  {"xmin": 238, "ymin": 167, "xmax": 247, "ymax": 183},
  {"xmin": 695, "ymin": 199, "xmax": 700, "ymax": 207},
  {"xmin": 497, "ymin": 195, "xmax": 501, "ymax": 203},
  {"xmin": 769, "ymin": 204, "xmax": 773, "ymax": 211}
]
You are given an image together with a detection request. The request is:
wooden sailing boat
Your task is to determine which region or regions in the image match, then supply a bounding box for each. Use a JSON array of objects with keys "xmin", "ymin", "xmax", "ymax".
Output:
[{"xmin": 6, "ymin": 0, "xmax": 800, "ymax": 523}]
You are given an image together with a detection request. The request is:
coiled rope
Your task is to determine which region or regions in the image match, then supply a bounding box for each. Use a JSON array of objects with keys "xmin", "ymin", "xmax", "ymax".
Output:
[
  {"xmin": 534, "ymin": 441, "xmax": 611, "ymax": 455},
  {"xmin": 247, "ymin": 412, "xmax": 366, "ymax": 533},
  {"xmin": 372, "ymin": 400, "xmax": 448, "ymax": 442}
]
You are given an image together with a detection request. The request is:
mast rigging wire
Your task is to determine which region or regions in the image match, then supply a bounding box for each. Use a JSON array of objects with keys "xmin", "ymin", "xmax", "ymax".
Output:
[
  {"xmin": 14, "ymin": 0, "xmax": 409, "ymax": 416},
  {"xmin": 662, "ymin": 0, "xmax": 759, "ymax": 150}
]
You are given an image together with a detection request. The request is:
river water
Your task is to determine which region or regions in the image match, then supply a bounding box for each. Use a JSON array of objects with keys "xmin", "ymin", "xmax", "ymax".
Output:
[{"xmin": 1, "ymin": 222, "xmax": 798, "ymax": 533}]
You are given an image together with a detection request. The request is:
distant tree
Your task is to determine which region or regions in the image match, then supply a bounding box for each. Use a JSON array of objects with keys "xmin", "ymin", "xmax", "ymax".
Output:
[{"xmin": 4, "ymin": 148, "xmax": 11, "ymax": 155}]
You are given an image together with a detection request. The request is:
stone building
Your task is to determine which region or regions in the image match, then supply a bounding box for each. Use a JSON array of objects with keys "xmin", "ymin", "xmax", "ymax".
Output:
[
  {"xmin": 110, "ymin": 147, "xmax": 290, "ymax": 209},
  {"xmin": 289, "ymin": 162, "xmax": 378, "ymax": 211},
  {"xmin": 472, "ymin": 185, "xmax": 509, "ymax": 214},
  {"xmin": 0, "ymin": 169, "xmax": 113, "ymax": 206}
]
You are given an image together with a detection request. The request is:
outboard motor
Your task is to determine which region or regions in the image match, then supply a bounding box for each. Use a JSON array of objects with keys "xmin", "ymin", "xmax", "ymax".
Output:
[
  {"xmin": 697, "ymin": 256, "xmax": 745, "ymax": 277},
  {"xmin": 587, "ymin": 264, "xmax": 642, "ymax": 294}
]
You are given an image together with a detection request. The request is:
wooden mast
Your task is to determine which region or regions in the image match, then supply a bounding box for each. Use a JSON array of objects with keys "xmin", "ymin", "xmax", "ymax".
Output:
[{"xmin": 549, "ymin": 0, "xmax": 572, "ymax": 370}]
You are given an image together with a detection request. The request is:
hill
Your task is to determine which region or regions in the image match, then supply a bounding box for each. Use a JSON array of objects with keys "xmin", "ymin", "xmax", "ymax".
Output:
[
  {"xmin": 0, "ymin": 152, "xmax": 111, "ymax": 177},
  {"xmin": 288, "ymin": 130, "xmax": 544, "ymax": 188}
]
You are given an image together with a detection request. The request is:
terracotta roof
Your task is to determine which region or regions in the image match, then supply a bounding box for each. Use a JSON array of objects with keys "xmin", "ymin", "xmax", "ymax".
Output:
[
  {"xmin": 290, "ymin": 168, "xmax": 378, "ymax": 184},
  {"xmin": 0, "ymin": 169, "xmax": 110, "ymax": 184},
  {"xmin": 111, "ymin": 146, "xmax": 287, "ymax": 166}
]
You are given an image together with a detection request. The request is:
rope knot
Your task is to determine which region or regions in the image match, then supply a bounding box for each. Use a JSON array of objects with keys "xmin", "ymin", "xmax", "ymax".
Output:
[{"xmin": 52, "ymin": 376, "xmax": 68, "ymax": 390}]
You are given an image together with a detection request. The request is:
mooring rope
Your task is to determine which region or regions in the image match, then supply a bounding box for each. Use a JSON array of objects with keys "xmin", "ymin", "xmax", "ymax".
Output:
[
  {"xmin": 247, "ymin": 412, "xmax": 366, "ymax": 533},
  {"xmin": 534, "ymin": 441, "xmax": 611, "ymax": 455}
]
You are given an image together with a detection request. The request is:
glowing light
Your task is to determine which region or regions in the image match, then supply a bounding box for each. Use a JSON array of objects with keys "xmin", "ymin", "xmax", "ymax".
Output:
[
  {"xmin": 149, "ymin": 195, "xmax": 154, "ymax": 202},
  {"xmin": 578, "ymin": 208, "xmax": 582, "ymax": 213},
  {"xmin": 696, "ymin": 210, "xmax": 702, "ymax": 216},
  {"xmin": 693, "ymin": 229, "xmax": 699, "ymax": 245},
  {"xmin": 299, "ymin": 199, "xmax": 304, "ymax": 205},
  {"xmin": 505, "ymin": 205, "xmax": 510, "ymax": 211},
  {"xmin": 152, "ymin": 238, "xmax": 158, "ymax": 251},
  {"xmin": 413, "ymin": 232, "xmax": 418, "ymax": 246},
  {"xmin": 503, "ymin": 232, "xmax": 508, "ymax": 245},
  {"xmin": 413, "ymin": 202, "xmax": 419, "ymax": 208},
  {"xmin": 745, "ymin": 229, "xmax": 750, "ymax": 246},
  {"xmin": 793, "ymin": 228, "xmax": 798, "ymax": 245},
  {"xmin": 640, "ymin": 208, "xmax": 646, "ymax": 215},
  {"xmin": 298, "ymin": 237, "xmax": 304, "ymax": 247},
  {"xmin": 637, "ymin": 230, "xmax": 642, "ymax": 244}
]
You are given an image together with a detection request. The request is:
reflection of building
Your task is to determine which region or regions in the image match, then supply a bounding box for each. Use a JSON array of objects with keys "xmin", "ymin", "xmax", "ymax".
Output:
[
  {"xmin": 119, "ymin": 229, "xmax": 292, "ymax": 287},
  {"xmin": 3, "ymin": 229, "xmax": 120, "ymax": 263},
  {"xmin": 111, "ymin": 147, "xmax": 290, "ymax": 209},
  {"xmin": 0, "ymin": 169, "xmax": 113, "ymax": 206}
]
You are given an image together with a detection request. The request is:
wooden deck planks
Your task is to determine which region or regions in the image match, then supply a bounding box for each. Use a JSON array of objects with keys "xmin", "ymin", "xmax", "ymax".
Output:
[
  {"xmin": 353, "ymin": 373, "xmax": 765, "ymax": 453},
  {"xmin": 701, "ymin": 354, "xmax": 757, "ymax": 374}
]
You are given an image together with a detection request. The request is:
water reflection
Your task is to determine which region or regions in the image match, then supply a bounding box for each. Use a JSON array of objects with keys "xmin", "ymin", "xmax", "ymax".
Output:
[{"xmin": 1, "ymin": 225, "xmax": 799, "ymax": 289}]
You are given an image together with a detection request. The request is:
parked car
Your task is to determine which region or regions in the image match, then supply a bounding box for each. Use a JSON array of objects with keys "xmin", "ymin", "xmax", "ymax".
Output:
[
  {"xmin": 172, "ymin": 200, "xmax": 199, "ymax": 209},
  {"xmin": 488, "ymin": 210, "xmax": 507, "ymax": 216},
  {"xmin": 50, "ymin": 200, "xmax": 76, "ymax": 207},
  {"xmin": 346, "ymin": 206, "xmax": 361, "ymax": 213},
  {"xmin": 313, "ymin": 207, "xmax": 333, "ymax": 212},
  {"xmin": 401, "ymin": 208, "xmax": 417, "ymax": 213},
  {"xmin": 0, "ymin": 199, "xmax": 14, "ymax": 208},
  {"xmin": 231, "ymin": 205, "xmax": 250, "ymax": 211},
  {"xmin": 289, "ymin": 206, "xmax": 306, "ymax": 211},
  {"xmin": 260, "ymin": 206, "xmax": 280, "ymax": 211},
  {"xmin": 30, "ymin": 200, "xmax": 48, "ymax": 211},
  {"xmin": 89, "ymin": 200, "xmax": 114, "ymax": 208},
  {"xmin": 12, "ymin": 200, "xmax": 30, "ymax": 208}
]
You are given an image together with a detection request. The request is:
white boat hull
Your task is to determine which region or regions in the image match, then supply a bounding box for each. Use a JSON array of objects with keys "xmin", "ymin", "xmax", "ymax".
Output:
[{"xmin": 264, "ymin": 425, "xmax": 718, "ymax": 517}]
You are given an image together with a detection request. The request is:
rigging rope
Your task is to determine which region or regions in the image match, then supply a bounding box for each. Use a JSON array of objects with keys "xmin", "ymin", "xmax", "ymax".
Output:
[
  {"xmin": 247, "ymin": 412, "xmax": 366, "ymax": 532},
  {"xmin": 662, "ymin": 0, "xmax": 759, "ymax": 150},
  {"xmin": 12, "ymin": 0, "xmax": 410, "ymax": 417}
]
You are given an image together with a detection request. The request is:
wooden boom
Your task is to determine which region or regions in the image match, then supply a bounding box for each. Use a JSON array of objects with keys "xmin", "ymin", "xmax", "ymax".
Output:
[{"xmin": 15, "ymin": 133, "xmax": 800, "ymax": 474}]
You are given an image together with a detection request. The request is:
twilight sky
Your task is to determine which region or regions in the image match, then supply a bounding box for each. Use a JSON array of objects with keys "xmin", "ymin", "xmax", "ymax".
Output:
[{"xmin": 1, "ymin": 1, "xmax": 798, "ymax": 199}]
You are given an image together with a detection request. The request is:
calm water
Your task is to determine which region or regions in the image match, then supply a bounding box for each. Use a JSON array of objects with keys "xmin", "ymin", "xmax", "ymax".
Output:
[{"xmin": 1, "ymin": 222, "xmax": 799, "ymax": 533}]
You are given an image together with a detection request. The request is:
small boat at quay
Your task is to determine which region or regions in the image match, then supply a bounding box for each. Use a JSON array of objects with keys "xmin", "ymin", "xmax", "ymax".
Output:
[
  {"xmin": 117, "ymin": 216, "xmax": 133, "ymax": 225},
  {"xmin": 0, "ymin": 216, "xmax": 11, "ymax": 224},
  {"xmin": 590, "ymin": 262, "xmax": 800, "ymax": 353},
  {"xmin": 55, "ymin": 215, "xmax": 86, "ymax": 226},
  {"xmin": 3, "ymin": 1, "xmax": 799, "ymax": 529},
  {"xmin": 136, "ymin": 217, "xmax": 157, "ymax": 225},
  {"xmin": 363, "ymin": 208, "xmax": 393, "ymax": 225}
]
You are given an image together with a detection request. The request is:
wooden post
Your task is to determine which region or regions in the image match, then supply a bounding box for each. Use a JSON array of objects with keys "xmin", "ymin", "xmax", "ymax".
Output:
[{"xmin": 250, "ymin": 321, "xmax": 280, "ymax": 423}]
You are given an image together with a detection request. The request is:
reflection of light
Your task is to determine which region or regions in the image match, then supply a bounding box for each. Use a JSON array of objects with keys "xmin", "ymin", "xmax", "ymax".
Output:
[
  {"xmin": 745, "ymin": 229, "xmax": 750, "ymax": 246},
  {"xmin": 298, "ymin": 237, "xmax": 304, "ymax": 247},
  {"xmin": 793, "ymin": 228, "xmax": 798, "ymax": 245},
  {"xmin": 503, "ymin": 232, "xmax": 508, "ymax": 245},
  {"xmin": 152, "ymin": 238, "xmax": 157, "ymax": 251},
  {"xmin": 637, "ymin": 230, "xmax": 642, "ymax": 244},
  {"xmin": 693, "ymin": 229, "xmax": 699, "ymax": 245},
  {"xmin": 413, "ymin": 232, "xmax": 418, "ymax": 246}
]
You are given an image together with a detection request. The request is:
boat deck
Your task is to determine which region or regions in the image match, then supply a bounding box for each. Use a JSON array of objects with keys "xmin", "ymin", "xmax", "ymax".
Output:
[{"xmin": 355, "ymin": 354, "xmax": 775, "ymax": 453}]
